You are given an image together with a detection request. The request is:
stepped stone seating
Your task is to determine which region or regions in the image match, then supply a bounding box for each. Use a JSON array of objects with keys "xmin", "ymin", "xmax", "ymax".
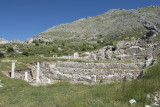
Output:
[{"xmin": 14, "ymin": 60, "xmax": 145, "ymax": 84}]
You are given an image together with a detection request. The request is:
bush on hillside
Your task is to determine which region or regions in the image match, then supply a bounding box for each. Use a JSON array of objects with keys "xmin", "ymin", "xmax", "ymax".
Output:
[
  {"xmin": 35, "ymin": 43, "xmax": 39, "ymax": 46},
  {"xmin": 0, "ymin": 52, "xmax": 5, "ymax": 58},
  {"xmin": 7, "ymin": 47, "xmax": 14, "ymax": 53},
  {"xmin": 22, "ymin": 52, "xmax": 29, "ymax": 56}
]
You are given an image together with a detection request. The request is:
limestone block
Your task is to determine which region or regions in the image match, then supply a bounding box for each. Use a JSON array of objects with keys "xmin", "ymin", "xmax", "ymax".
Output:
[
  {"xmin": 126, "ymin": 46, "xmax": 144, "ymax": 56},
  {"xmin": 116, "ymin": 54, "xmax": 132, "ymax": 60},
  {"xmin": 145, "ymin": 105, "xmax": 151, "ymax": 107},
  {"xmin": 91, "ymin": 75, "xmax": 96, "ymax": 83},
  {"xmin": 129, "ymin": 99, "xmax": 136, "ymax": 105},
  {"xmin": 146, "ymin": 57, "xmax": 154, "ymax": 67}
]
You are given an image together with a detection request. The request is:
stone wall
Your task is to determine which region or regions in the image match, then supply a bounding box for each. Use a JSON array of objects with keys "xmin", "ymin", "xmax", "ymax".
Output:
[
  {"xmin": 14, "ymin": 61, "xmax": 145, "ymax": 85},
  {"xmin": 56, "ymin": 61, "xmax": 145, "ymax": 69}
]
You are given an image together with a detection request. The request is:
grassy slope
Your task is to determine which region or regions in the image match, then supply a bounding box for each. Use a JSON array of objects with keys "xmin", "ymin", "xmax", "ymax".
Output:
[
  {"xmin": 0, "ymin": 56, "xmax": 160, "ymax": 106},
  {"xmin": 0, "ymin": 40, "xmax": 107, "ymax": 58}
]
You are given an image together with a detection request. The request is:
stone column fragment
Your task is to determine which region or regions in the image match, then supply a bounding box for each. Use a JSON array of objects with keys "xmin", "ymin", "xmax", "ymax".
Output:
[
  {"xmin": 91, "ymin": 75, "xmax": 96, "ymax": 83},
  {"xmin": 36, "ymin": 62, "xmax": 40, "ymax": 82},
  {"xmin": 11, "ymin": 61, "xmax": 15, "ymax": 78},
  {"xmin": 25, "ymin": 72, "xmax": 28, "ymax": 82}
]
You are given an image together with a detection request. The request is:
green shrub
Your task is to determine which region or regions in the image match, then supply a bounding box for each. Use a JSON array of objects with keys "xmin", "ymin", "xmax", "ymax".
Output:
[
  {"xmin": 97, "ymin": 40, "xmax": 102, "ymax": 44},
  {"xmin": 35, "ymin": 43, "xmax": 39, "ymax": 46},
  {"xmin": 52, "ymin": 48, "xmax": 58, "ymax": 52},
  {"xmin": 0, "ymin": 52, "xmax": 4, "ymax": 58},
  {"xmin": 7, "ymin": 47, "xmax": 14, "ymax": 53},
  {"xmin": 62, "ymin": 42, "xmax": 65, "ymax": 46},
  {"xmin": 22, "ymin": 52, "xmax": 29, "ymax": 56}
]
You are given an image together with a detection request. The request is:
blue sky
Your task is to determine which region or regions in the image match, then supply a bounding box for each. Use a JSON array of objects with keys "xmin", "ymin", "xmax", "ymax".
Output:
[{"xmin": 0, "ymin": 0, "xmax": 159, "ymax": 41}]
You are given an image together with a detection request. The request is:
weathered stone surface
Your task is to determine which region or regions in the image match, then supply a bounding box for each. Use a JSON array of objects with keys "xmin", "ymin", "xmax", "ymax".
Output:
[
  {"xmin": 33, "ymin": 37, "xmax": 49, "ymax": 42},
  {"xmin": 24, "ymin": 37, "xmax": 49, "ymax": 43},
  {"xmin": 129, "ymin": 99, "xmax": 136, "ymax": 105},
  {"xmin": 11, "ymin": 40, "xmax": 24, "ymax": 44},
  {"xmin": 24, "ymin": 38, "xmax": 33, "ymax": 44},
  {"xmin": 56, "ymin": 61, "xmax": 145, "ymax": 69},
  {"xmin": 24, "ymin": 72, "xmax": 28, "ymax": 82},
  {"xmin": 145, "ymin": 105, "xmax": 151, "ymax": 107},
  {"xmin": 14, "ymin": 69, "xmax": 33, "ymax": 82},
  {"xmin": 153, "ymin": 91, "xmax": 160, "ymax": 106},
  {"xmin": 0, "ymin": 80, "xmax": 4, "ymax": 88},
  {"xmin": 138, "ymin": 16, "xmax": 159, "ymax": 31},
  {"xmin": 11, "ymin": 62, "xmax": 15, "ymax": 78},
  {"xmin": 14, "ymin": 60, "xmax": 145, "ymax": 85},
  {"xmin": 0, "ymin": 38, "xmax": 9, "ymax": 44},
  {"xmin": 126, "ymin": 46, "xmax": 145, "ymax": 56},
  {"xmin": 146, "ymin": 57, "xmax": 155, "ymax": 67}
]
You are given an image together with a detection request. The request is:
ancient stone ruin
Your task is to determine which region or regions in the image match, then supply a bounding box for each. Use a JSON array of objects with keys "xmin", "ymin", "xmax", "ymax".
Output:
[
  {"xmin": 9, "ymin": 31, "xmax": 160, "ymax": 85},
  {"xmin": 12, "ymin": 61, "xmax": 145, "ymax": 85}
]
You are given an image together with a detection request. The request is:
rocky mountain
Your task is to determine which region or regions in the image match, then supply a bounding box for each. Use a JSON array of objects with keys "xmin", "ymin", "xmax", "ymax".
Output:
[{"xmin": 30, "ymin": 6, "xmax": 160, "ymax": 43}]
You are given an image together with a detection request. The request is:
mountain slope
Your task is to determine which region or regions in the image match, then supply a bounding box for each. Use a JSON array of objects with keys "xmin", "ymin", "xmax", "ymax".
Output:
[{"xmin": 31, "ymin": 6, "xmax": 160, "ymax": 42}]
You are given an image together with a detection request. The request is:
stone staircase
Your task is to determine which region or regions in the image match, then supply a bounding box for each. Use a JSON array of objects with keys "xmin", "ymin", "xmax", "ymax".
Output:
[
  {"xmin": 47, "ymin": 61, "xmax": 145, "ymax": 84},
  {"xmin": 14, "ymin": 59, "xmax": 146, "ymax": 85}
]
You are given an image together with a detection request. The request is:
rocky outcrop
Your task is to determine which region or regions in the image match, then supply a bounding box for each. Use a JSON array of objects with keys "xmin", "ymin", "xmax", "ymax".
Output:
[
  {"xmin": 11, "ymin": 40, "xmax": 24, "ymax": 44},
  {"xmin": 24, "ymin": 38, "xmax": 34, "ymax": 44},
  {"xmin": 0, "ymin": 38, "xmax": 9, "ymax": 44},
  {"xmin": 30, "ymin": 6, "xmax": 160, "ymax": 42},
  {"xmin": 146, "ymin": 57, "xmax": 155, "ymax": 67},
  {"xmin": 24, "ymin": 37, "xmax": 49, "ymax": 43},
  {"xmin": 138, "ymin": 16, "xmax": 159, "ymax": 32},
  {"xmin": 0, "ymin": 38, "xmax": 23, "ymax": 44}
]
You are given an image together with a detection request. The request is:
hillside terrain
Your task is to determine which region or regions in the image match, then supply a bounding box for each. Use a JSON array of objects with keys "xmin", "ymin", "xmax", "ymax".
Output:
[
  {"xmin": 29, "ymin": 6, "xmax": 160, "ymax": 43},
  {"xmin": 0, "ymin": 6, "xmax": 160, "ymax": 58}
]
